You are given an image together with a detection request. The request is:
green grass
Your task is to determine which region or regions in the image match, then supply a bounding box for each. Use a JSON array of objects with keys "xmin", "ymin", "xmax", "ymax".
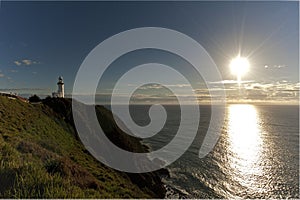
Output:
[{"xmin": 0, "ymin": 96, "xmax": 164, "ymax": 198}]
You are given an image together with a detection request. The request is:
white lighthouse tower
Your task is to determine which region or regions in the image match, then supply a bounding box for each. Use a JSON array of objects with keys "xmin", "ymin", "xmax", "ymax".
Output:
[
  {"xmin": 57, "ymin": 76, "xmax": 64, "ymax": 98},
  {"xmin": 52, "ymin": 76, "xmax": 65, "ymax": 98}
]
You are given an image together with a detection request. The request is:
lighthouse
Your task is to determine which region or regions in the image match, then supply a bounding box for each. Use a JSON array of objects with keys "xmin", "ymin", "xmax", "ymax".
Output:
[
  {"xmin": 52, "ymin": 76, "xmax": 65, "ymax": 98},
  {"xmin": 57, "ymin": 76, "xmax": 64, "ymax": 98}
]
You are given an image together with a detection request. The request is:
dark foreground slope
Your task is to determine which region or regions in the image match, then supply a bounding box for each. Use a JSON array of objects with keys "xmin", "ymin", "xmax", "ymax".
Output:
[{"xmin": 0, "ymin": 96, "xmax": 165, "ymax": 198}]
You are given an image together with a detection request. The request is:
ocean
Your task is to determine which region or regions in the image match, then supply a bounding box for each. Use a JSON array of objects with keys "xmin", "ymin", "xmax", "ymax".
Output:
[{"xmin": 128, "ymin": 104, "xmax": 299, "ymax": 198}]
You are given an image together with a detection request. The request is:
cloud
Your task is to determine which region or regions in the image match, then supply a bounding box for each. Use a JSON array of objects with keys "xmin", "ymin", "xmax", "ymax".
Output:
[
  {"xmin": 22, "ymin": 59, "xmax": 32, "ymax": 65},
  {"xmin": 208, "ymin": 80, "xmax": 255, "ymax": 85},
  {"xmin": 165, "ymin": 84, "xmax": 190, "ymax": 88},
  {"xmin": 264, "ymin": 64, "xmax": 288, "ymax": 69},
  {"xmin": 139, "ymin": 84, "xmax": 164, "ymax": 90},
  {"xmin": 10, "ymin": 70, "xmax": 18, "ymax": 73},
  {"xmin": 128, "ymin": 83, "xmax": 192, "ymax": 90},
  {"xmin": 94, "ymin": 80, "xmax": 299, "ymax": 104},
  {"xmin": 0, "ymin": 88, "xmax": 49, "ymax": 92},
  {"xmin": 0, "ymin": 74, "xmax": 4, "ymax": 78},
  {"xmin": 237, "ymin": 81, "xmax": 298, "ymax": 102},
  {"xmin": 14, "ymin": 61, "xmax": 22, "ymax": 66},
  {"xmin": 274, "ymin": 65, "xmax": 287, "ymax": 69},
  {"xmin": 204, "ymin": 80, "xmax": 299, "ymax": 103},
  {"xmin": 14, "ymin": 59, "xmax": 40, "ymax": 66}
]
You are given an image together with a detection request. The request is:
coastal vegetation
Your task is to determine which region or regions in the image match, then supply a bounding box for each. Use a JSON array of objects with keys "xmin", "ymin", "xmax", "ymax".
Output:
[{"xmin": 0, "ymin": 96, "xmax": 165, "ymax": 198}]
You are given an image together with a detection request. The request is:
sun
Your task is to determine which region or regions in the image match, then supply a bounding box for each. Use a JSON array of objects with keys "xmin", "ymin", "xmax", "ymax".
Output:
[{"xmin": 230, "ymin": 56, "xmax": 250, "ymax": 84}]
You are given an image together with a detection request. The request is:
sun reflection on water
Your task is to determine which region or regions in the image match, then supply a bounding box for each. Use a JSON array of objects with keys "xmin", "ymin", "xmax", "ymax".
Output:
[{"xmin": 227, "ymin": 104, "xmax": 263, "ymax": 189}]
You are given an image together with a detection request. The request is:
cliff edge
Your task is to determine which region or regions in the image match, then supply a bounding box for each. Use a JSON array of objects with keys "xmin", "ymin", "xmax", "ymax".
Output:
[{"xmin": 0, "ymin": 96, "xmax": 166, "ymax": 198}]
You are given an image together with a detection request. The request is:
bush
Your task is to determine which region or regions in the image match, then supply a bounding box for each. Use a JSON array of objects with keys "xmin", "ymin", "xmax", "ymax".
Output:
[{"xmin": 29, "ymin": 95, "xmax": 41, "ymax": 103}]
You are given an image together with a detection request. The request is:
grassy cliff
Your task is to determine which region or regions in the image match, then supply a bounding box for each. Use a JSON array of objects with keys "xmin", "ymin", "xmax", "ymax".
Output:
[{"xmin": 0, "ymin": 96, "xmax": 165, "ymax": 198}]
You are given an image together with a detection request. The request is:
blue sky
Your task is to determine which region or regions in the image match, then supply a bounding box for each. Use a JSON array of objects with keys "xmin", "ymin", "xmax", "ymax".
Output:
[{"xmin": 0, "ymin": 1, "xmax": 298, "ymax": 104}]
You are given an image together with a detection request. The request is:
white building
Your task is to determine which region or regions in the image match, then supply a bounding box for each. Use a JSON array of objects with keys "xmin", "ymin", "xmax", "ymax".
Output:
[{"xmin": 52, "ymin": 76, "xmax": 65, "ymax": 98}]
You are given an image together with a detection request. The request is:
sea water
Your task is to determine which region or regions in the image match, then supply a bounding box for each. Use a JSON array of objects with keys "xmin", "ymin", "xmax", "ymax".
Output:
[{"xmin": 128, "ymin": 104, "xmax": 299, "ymax": 198}]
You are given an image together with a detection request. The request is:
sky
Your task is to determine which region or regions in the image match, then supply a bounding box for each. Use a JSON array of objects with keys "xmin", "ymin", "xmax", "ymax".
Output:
[{"xmin": 0, "ymin": 1, "xmax": 298, "ymax": 104}]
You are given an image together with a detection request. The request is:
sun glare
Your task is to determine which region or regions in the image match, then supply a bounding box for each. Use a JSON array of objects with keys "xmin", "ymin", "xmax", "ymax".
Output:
[{"xmin": 230, "ymin": 56, "xmax": 250, "ymax": 84}]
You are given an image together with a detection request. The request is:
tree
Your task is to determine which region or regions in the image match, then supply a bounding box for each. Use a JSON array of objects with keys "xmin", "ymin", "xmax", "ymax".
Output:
[
  {"xmin": 45, "ymin": 95, "xmax": 52, "ymax": 100},
  {"xmin": 29, "ymin": 94, "xmax": 41, "ymax": 103}
]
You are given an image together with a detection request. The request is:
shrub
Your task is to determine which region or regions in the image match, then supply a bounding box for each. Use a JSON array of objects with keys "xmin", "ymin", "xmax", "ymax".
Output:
[{"xmin": 29, "ymin": 95, "xmax": 41, "ymax": 103}]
